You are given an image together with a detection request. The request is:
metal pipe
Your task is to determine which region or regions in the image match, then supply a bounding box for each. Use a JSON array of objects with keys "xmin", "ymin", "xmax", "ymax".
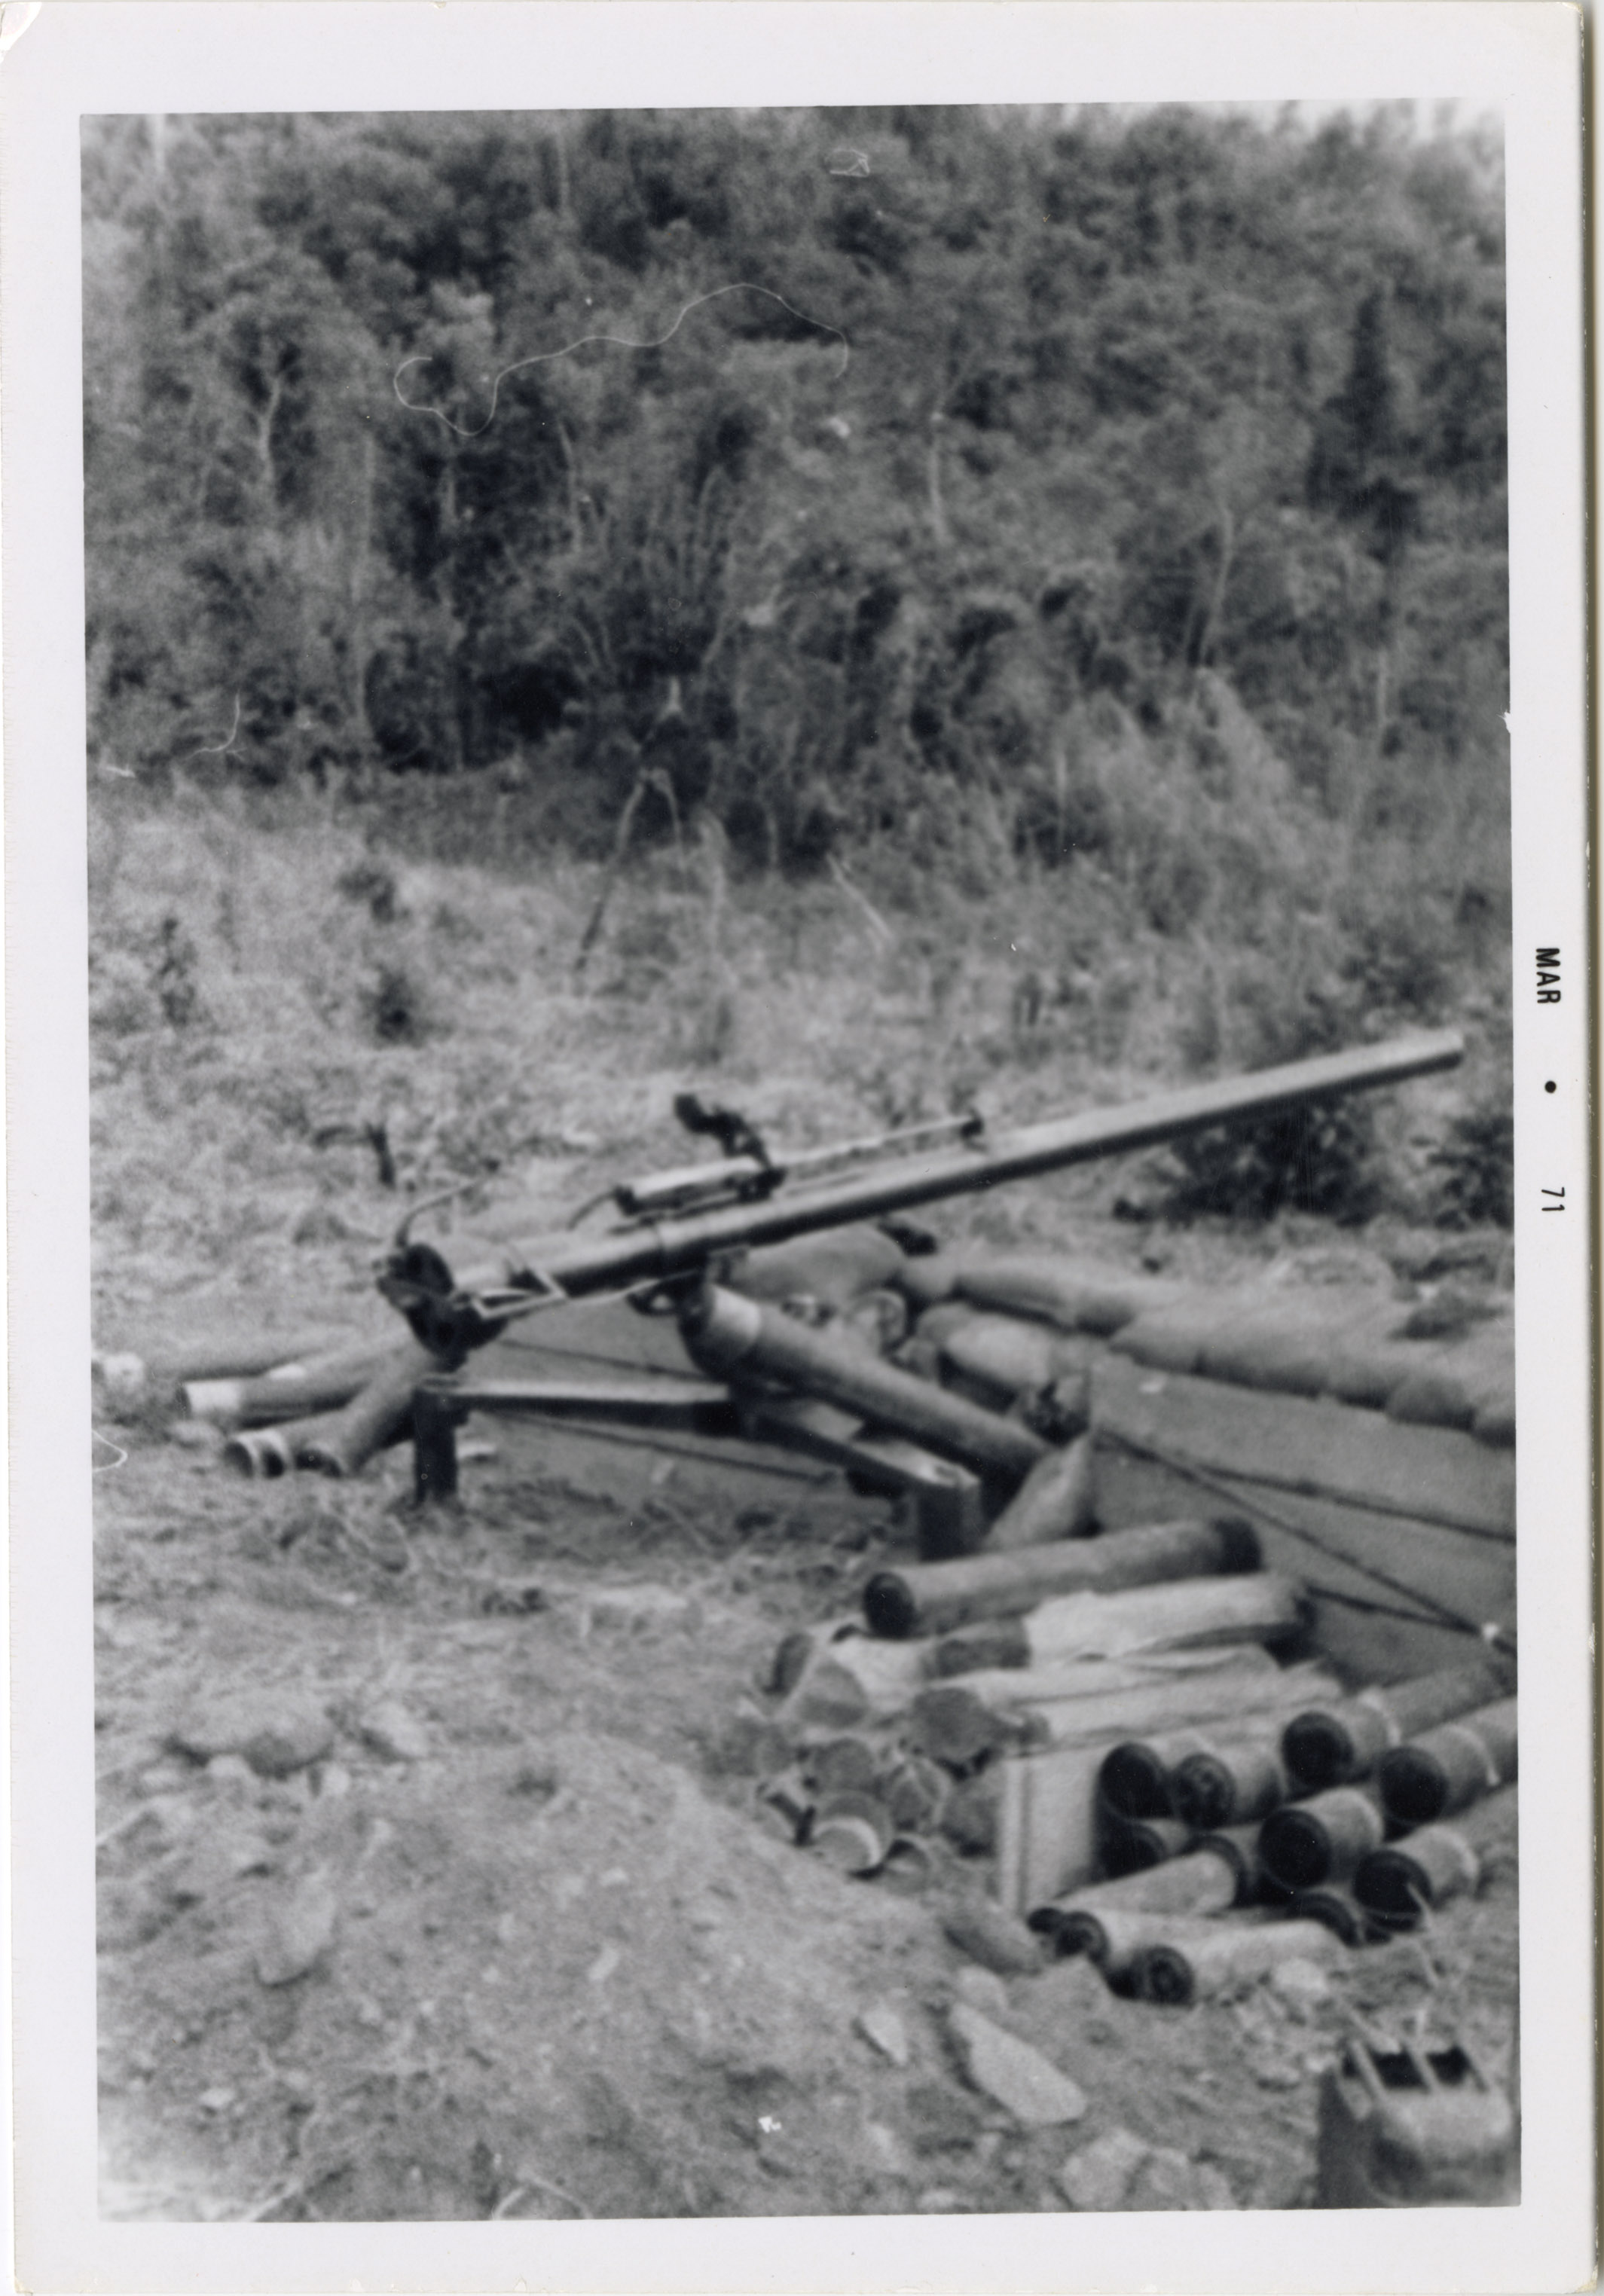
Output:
[{"xmin": 295, "ymin": 1342, "xmax": 441, "ymax": 1479}]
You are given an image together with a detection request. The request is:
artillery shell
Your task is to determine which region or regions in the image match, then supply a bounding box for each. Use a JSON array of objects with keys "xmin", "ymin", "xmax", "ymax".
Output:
[
  {"xmin": 1376, "ymin": 1699, "xmax": 1517, "ymax": 1828},
  {"xmin": 1171, "ymin": 1737, "xmax": 1289, "ymax": 1831},
  {"xmin": 863, "ymin": 1515, "xmax": 1260, "ymax": 1640},
  {"xmin": 1138, "ymin": 1917, "xmax": 1342, "ymax": 2005},
  {"xmin": 1259, "ymin": 1785, "xmax": 1386, "ymax": 1893},
  {"xmin": 1281, "ymin": 1658, "xmax": 1513, "ymax": 1794}
]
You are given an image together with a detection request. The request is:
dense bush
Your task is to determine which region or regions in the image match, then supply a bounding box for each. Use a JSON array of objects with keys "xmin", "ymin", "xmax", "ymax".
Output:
[{"xmin": 85, "ymin": 110, "xmax": 1505, "ymax": 836}]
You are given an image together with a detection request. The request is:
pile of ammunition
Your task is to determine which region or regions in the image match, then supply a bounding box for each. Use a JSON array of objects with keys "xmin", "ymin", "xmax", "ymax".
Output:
[
  {"xmin": 94, "ymin": 1179, "xmax": 1515, "ymax": 2012},
  {"xmin": 744, "ymin": 1518, "xmax": 1516, "ymax": 2001}
]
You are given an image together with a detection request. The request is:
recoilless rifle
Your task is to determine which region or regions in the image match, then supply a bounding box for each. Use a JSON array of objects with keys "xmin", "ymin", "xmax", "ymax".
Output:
[{"xmin": 302, "ymin": 1029, "xmax": 1469, "ymax": 1504}]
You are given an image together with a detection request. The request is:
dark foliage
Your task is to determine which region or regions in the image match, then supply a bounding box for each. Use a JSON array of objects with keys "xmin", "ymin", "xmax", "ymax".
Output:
[
  {"xmin": 83, "ymin": 104, "xmax": 1507, "ymax": 878},
  {"xmin": 1159, "ymin": 1101, "xmax": 1382, "ymax": 1226}
]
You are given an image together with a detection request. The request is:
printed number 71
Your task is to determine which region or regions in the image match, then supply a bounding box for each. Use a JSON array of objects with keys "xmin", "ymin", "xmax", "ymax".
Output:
[{"xmin": 1541, "ymin": 1187, "xmax": 1565, "ymax": 1211}]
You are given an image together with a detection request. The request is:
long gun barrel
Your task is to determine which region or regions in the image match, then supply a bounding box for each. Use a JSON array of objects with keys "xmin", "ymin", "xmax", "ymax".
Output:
[{"xmin": 380, "ymin": 1029, "xmax": 1463, "ymax": 1355}]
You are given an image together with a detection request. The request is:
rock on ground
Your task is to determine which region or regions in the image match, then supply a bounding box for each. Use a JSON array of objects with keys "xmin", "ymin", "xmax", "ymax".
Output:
[
  {"xmin": 946, "ymin": 2002, "xmax": 1086, "ymax": 2128},
  {"xmin": 952, "ymin": 1965, "xmax": 1011, "ymax": 2019},
  {"xmin": 255, "ymin": 1865, "xmax": 340, "ymax": 1986},
  {"xmin": 1060, "ymin": 2127, "xmax": 1237, "ymax": 2211},
  {"xmin": 857, "ymin": 2004, "xmax": 912, "ymax": 2068},
  {"xmin": 170, "ymin": 1695, "xmax": 333, "ymax": 1778},
  {"xmin": 943, "ymin": 1898, "xmax": 1045, "ymax": 1976},
  {"xmin": 358, "ymin": 1699, "xmax": 431, "ymax": 1762},
  {"xmin": 1059, "ymin": 2125, "xmax": 1151, "ymax": 2210}
]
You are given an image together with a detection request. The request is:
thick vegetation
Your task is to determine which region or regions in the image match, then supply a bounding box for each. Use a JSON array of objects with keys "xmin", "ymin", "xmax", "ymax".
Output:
[{"xmin": 83, "ymin": 105, "xmax": 1511, "ymax": 1220}]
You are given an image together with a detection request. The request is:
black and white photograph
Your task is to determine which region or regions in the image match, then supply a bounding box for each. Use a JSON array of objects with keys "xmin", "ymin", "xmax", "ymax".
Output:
[{"xmin": 5, "ymin": 5, "xmax": 1593, "ymax": 2291}]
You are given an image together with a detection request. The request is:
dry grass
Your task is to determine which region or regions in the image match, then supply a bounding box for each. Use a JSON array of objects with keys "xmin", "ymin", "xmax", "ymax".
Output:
[{"xmin": 87, "ymin": 758, "xmax": 1506, "ymax": 1344}]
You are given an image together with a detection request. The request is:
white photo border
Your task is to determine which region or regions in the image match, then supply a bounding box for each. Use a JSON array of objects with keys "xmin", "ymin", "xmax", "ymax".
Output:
[{"xmin": 4, "ymin": 5, "xmax": 1593, "ymax": 2291}]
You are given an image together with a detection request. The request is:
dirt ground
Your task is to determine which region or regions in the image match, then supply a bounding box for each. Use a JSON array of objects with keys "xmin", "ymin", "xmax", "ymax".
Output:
[
  {"xmin": 93, "ymin": 1219, "xmax": 1519, "ymax": 2225},
  {"xmin": 85, "ymin": 801, "xmax": 1519, "ymax": 2221}
]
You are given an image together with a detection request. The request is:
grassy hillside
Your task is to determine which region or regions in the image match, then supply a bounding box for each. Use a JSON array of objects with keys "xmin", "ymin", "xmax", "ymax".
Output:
[{"xmin": 89, "ymin": 762, "xmax": 1510, "ymax": 1350}]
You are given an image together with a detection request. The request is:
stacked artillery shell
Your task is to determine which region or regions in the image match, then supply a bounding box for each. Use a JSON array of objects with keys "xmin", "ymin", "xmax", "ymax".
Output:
[
  {"xmin": 94, "ymin": 1328, "xmax": 356, "ymax": 1415},
  {"xmin": 773, "ymin": 1638, "xmax": 931, "ymax": 1736},
  {"xmin": 894, "ymin": 1250, "xmax": 962, "ymax": 1311},
  {"xmin": 1280, "ymin": 1658, "xmax": 1513, "ymax": 1793},
  {"xmin": 801, "ymin": 1736, "xmax": 882, "ymax": 1797},
  {"xmin": 1098, "ymin": 1815, "xmax": 1195, "ymax": 1877},
  {"xmin": 185, "ymin": 1339, "xmax": 405, "ymax": 1432},
  {"xmin": 1355, "ymin": 1785, "xmax": 1517, "ymax": 1931},
  {"xmin": 1375, "ymin": 1699, "xmax": 1519, "ymax": 1827},
  {"xmin": 931, "ymin": 1568, "xmax": 1307, "ymax": 1675},
  {"xmin": 1258, "ymin": 1785, "xmax": 1388, "ymax": 1892},
  {"xmin": 936, "ymin": 1311, "xmax": 1089, "ymax": 1403},
  {"xmin": 1195, "ymin": 1824, "xmax": 1288, "ymax": 1907},
  {"xmin": 1100, "ymin": 1727, "xmax": 1221, "ymax": 1823},
  {"xmin": 1137, "ymin": 1919, "xmax": 1343, "ymax": 2005},
  {"xmin": 920, "ymin": 1654, "xmax": 1334, "ymax": 1760},
  {"xmin": 863, "ymin": 1514, "xmax": 1262, "ymax": 1639},
  {"xmin": 1098, "ymin": 1709, "xmax": 1293, "ymax": 1825},
  {"xmin": 810, "ymin": 1790, "xmax": 895, "ymax": 1875},
  {"xmin": 1169, "ymin": 1730, "xmax": 1291, "ymax": 1830},
  {"xmin": 732, "ymin": 1223, "xmax": 906, "ymax": 1310},
  {"xmin": 953, "ymin": 1258, "xmax": 1182, "ymax": 1337},
  {"xmin": 1285, "ymin": 1884, "xmax": 1376, "ymax": 1946},
  {"xmin": 1029, "ymin": 1842, "xmax": 1242, "ymax": 1956},
  {"xmin": 1054, "ymin": 1906, "xmax": 1272, "ymax": 1986},
  {"xmin": 909, "ymin": 1685, "xmax": 1023, "ymax": 1771}
]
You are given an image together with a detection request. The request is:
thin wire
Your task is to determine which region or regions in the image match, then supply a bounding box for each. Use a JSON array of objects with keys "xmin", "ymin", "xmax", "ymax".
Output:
[
  {"xmin": 393, "ymin": 283, "xmax": 850, "ymax": 440},
  {"xmin": 1097, "ymin": 1424, "xmax": 1506, "ymax": 1645}
]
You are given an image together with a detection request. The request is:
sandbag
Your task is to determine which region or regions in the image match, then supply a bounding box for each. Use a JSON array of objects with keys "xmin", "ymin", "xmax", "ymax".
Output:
[
  {"xmin": 955, "ymin": 1258, "xmax": 1184, "ymax": 1338},
  {"xmin": 1386, "ymin": 1363, "xmax": 1476, "ymax": 1431},
  {"xmin": 1320, "ymin": 1304, "xmax": 1426, "ymax": 1407},
  {"xmin": 732, "ymin": 1223, "xmax": 906, "ymax": 1309},
  {"xmin": 895, "ymin": 1250, "xmax": 964, "ymax": 1310},
  {"xmin": 1110, "ymin": 1305, "xmax": 1214, "ymax": 1376},
  {"xmin": 943, "ymin": 1314, "xmax": 1094, "ymax": 1400},
  {"xmin": 916, "ymin": 1302, "xmax": 982, "ymax": 1348},
  {"xmin": 1196, "ymin": 1306, "xmax": 1356, "ymax": 1399},
  {"xmin": 1471, "ymin": 1390, "xmax": 1517, "ymax": 1449}
]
